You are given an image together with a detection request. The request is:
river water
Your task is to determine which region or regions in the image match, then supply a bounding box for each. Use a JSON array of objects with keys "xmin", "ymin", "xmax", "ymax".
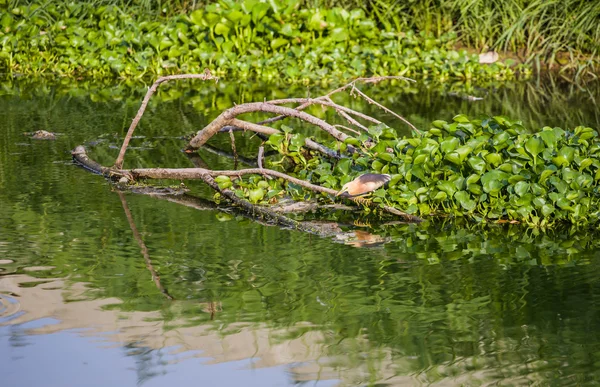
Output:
[{"xmin": 1, "ymin": 78, "xmax": 600, "ymax": 386}]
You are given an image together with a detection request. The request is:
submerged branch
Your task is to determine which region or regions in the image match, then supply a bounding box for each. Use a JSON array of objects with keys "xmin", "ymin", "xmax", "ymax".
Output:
[{"xmin": 117, "ymin": 191, "xmax": 174, "ymax": 301}]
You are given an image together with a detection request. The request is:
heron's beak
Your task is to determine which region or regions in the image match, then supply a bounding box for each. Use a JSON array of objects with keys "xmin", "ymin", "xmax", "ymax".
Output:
[{"xmin": 335, "ymin": 187, "xmax": 348, "ymax": 197}]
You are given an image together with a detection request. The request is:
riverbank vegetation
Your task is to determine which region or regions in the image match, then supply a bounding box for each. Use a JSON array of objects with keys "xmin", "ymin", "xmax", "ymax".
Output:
[{"xmin": 1, "ymin": 1, "xmax": 598, "ymax": 83}]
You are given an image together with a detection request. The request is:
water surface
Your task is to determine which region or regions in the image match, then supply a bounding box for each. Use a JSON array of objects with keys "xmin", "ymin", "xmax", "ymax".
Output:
[{"xmin": 1, "ymin": 79, "xmax": 600, "ymax": 386}]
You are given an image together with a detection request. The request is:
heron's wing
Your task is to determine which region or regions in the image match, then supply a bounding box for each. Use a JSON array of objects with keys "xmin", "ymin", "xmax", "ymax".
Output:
[{"xmin": 358, "ymin": 173, "xmax": 392, "ymax": 185}]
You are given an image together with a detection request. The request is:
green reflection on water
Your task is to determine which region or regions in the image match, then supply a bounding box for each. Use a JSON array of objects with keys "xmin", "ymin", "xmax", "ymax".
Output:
[{"xmin": 1, "ymin": 79, "xmax": 600, "ymax": 385}]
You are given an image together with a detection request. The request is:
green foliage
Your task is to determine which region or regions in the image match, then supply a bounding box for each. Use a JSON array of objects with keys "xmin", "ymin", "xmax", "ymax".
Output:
[
  {"xmin": 0, "ymin": 1, "xmax": 523, "ymax": 82},
  {"xmin": 259, "ymin": 114, "xmax": 600, "ymax": 228}
]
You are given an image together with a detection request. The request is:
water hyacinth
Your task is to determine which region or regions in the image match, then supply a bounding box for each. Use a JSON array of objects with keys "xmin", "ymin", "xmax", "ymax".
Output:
[
  {"xmin": 251, "ymin": 115, "xmax": 600, "ymax": 228},
  {"xmin": 0, "ymin": 1, "xmax": 524, "ymax": 82}
]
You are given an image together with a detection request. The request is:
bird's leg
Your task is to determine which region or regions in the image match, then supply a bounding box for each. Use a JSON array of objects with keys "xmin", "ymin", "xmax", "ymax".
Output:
[
  {"xmin": 353, "ymin": 219, "xmax": 372, "ymax": 228},
  {"xmin": 351, "ymin": 194, "xmax": 372, "ymax": 207}
]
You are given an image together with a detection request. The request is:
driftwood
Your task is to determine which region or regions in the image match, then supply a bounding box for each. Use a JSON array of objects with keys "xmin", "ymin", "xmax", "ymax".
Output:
[{"xmin": 73, "ymin": 72, "xmax": 423, "ymax": 237}]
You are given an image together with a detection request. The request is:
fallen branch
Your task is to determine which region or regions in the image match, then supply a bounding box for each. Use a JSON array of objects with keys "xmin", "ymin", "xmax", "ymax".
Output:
[
  {"xmin": 73, "ymin": 146, "xmax": 422, "ymax": 222},
  {"xmin": 187, "ymin": 102, "xmax": 350, "ymax": 149}
]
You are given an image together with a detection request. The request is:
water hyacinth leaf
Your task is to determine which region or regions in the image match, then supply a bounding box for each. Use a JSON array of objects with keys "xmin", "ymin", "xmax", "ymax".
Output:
[
  {"xmin": 508, "ymin": 175, "xmax": 526, "ymax": 185},
  {"xmin": 371, "ymin": 159, "xmax": 384, "ymax": 172},
  {"xmin": 440, "ymin": 137, "xmax": 459, "ymax": 154},
  {"xmin": 575, "ymin": 174, "xmax": 593, "ymax": 189},
  {"xmin": 215, "ymin": 175, "xmax": 231, "ymax": 184},
  {"xmin": 432, "ymin": 191, "xmax": 447, "ymax": 201},
  {"xmin": 531, "ymin": 183, "xmax": 546, "ymax": 196},
  {"xmin": 455, "ymin": 146, "xmax": 473, "ymax": 162},
  {"xmin": 466, "ymin": 174, "xmax": 480, "ymax": 184},
  {"xmin": 540, "ymin": 129, "xmax": 557, "ymax": 149},
  {"xmin": 467, "ymin": 184, "xmax": 482, "ymax": 195},
  {"xmin": 454, "ymin": 190, "xmax": 476, "ymax": 211},
  {"xmin": 558, "ymin": 146, "xmax": 576, "ymax": 163},
  {"xmin": 335, "ymin": 158, "xmax": 352, "ymax": 175},
  {"xmin": 541, "ymin": 204, "xmax": 555, "ymax": 217},
  {"xmin": 344, "ymin": 137, "xmax": 360, "ymax": 146},
  {"xmin": 453, "ymin": 114, "xmax": 470, "ymax": 123},
  {"xmin": 368, "ymin": 124, "xmax": 386, "ymax": 138},
  {"xmin": 561, "ymin": 167, "xmax": 578, "ymax": 183},
  {"xmin": 266, "ymin": 133, "xmax": 285, "ymax": 147},
  {"xmin": 413, "ymin": 154, "xmax": 428, "ymax": 165},
  {"xmin": 566, "ymin": 191, "xmax": 580, "ymax": 201},
  {"xmin": 492, "ymin": 131, "xmax": 510, "ymax": 146},
  {"xmin": 549, "ymin": 177, "xmax": 568, "ymax": 194},
  {"xmin": 445, "ymin": 152, "xmax": 461, "ymax": 165},
  {"xmin": 538, "ymin": 168, "xmax": 555, "ymax": 184},
  {"xmin": 271, "ymin": 38, "xmax": 289, "ymax": 50},
  {"xmin": 556, "ymin": 197, "xmax": 571, "ymax": 210},
  {"xmin": 377, "ymin": 152, "xmax": 394, "ymax": 162},
  {"xmin": 525, "ymin": 137, "xmax": 544, "ymax": 158},
  {"xmin": 406, "ymin": 204, "xmax": 418, "ymax": 214},
  {"xmin": 432, "ymin": 120, "xmax": 446, "ymax": 129},
  {"xmin": 514, "ymin": 181, "xmax": 530, "ymax": 197},
  {"xmin": 437, "ymin": 181, "xmax": 457, "ymax": 197},
  {"xmin": 481, "ymin": 169, "xmax": 510, "ymax": 186},
  {"xmin": 481, "ymin": 170, "xmax": 509, "ymax": 194},
  {"xmin": 533, "ymin": 197, "xmax": 546, "ymax": 208},
  {"xmin": 484, "ymin": 153, "xmax": 503, "ymax": 167},
  {"xmin": 578, "ymin": 158, "xmax": 593, "ymax": 170},
  {"xmin": 468, "ymin": 156, "xmax": 486, "ymax": 173}
]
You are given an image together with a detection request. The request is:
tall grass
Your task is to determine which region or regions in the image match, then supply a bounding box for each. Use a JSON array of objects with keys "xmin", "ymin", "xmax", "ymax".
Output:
[{"xmin": 336, "ymin": 0, "xmax": 600, "ymax": 72}]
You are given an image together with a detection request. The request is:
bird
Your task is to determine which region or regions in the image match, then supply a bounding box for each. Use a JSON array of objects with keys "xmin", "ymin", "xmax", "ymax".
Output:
[{"xmin": 336, "ymin": 173, "xmax": 392, "ymax": 200}]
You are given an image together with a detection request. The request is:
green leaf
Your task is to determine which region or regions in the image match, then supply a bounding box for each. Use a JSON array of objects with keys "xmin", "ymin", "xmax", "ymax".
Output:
[
  {"xmin": 454, "ymin": 190, "xmax": 476, "ymax": 211},
  {"xmin": 214, "ymin": 23, "xmax": 231, "ymax": 37},
  {"xmin": 189, "ymin": 9, "xmax": 204, "ymax": 25},
  {"xmin": 335, "ymin": 159, "xmax": 352, "ymax": 175},
  {"xmin": 538, "ymin": 168, "xmax": 555, "ymax": 184},
  {"xmin": 437, "ymin": 181, "xmax": 457, "ymax": 197},
  {"xmin": 514, "ymin": 181, "xmax": 530, "ymax": 197},
  {"xmin": 481, "ymin": 170, "xmax": 510, "ymax": 194},
  {"xmin": 453, "ymin": 114, "xmax": 470, "ymax": 123},
  {"xmin": 432, "ymin": 120, "xmax": 446, "ymax": 129},
  {"xmin": 248, "ymin": 188, "xmax": 265, "ymax": 203},
  {"xmin": 440, "ymin": 137, "xmax": 459, "ymax": 154},
  {"xmin": 331, "ymin": 27, "xmax": 349, "ymax": 42},
  {"xmin": 540, "ymin": 129, "xmax": 557, "ymax": 149},
  {"xmin": 525, "ymin": 137, "xmax": 544, "ymax": 158},
  {"xmin": 467, "ymin": 156, "xmax": 486, "ymax": 173},
  {"xmin": 270, "ymin": 38, "xmax": 289, "ymax": 50},
  {"xmin": 556, "ymin": 197, "xmax": 571, "ymax": 210},
  {"xmin": 215, "ymin": 175, "xmax": 231, "ymax": 184},
  {"xmin": 541, "ymin": 204, "xmax": 555, "ymax": 217},
  {"xmin": 484, "ymin": 153, "xmax": 503, "ymax": 167}
]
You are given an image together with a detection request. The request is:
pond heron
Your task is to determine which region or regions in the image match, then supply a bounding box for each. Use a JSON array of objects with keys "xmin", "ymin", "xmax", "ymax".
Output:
[{"xmin": 336, "ymin": 173, "xmax": 391, "ymax": 198}]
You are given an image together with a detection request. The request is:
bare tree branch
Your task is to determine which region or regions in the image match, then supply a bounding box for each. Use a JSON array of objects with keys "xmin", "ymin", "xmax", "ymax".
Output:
[
  {"xmin": 114, "ymin": 70, "xmax": 217, "ymax": 169},
  {"xmin": 350, "ymin": 85, "xmax": 422, "ymax": 134}
]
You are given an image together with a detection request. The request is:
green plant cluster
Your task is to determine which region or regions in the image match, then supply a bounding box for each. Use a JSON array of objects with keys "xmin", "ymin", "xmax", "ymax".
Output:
[
  {"xmin": 368, "ymin": 118, "xmax": 600, "ymax": 227},
  {"xmin": 0, "ymin": 0, "xmax": 523, "ymax": 82},
  {"xmin": 223, "ymin": 116, "xmax": 600, "ymax": 228}
]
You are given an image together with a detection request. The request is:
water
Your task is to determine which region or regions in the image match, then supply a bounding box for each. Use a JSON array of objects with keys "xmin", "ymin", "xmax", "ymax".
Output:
[{"xmin": 1, "ymin": 78, "xmax": 600, "ymax": 386}]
